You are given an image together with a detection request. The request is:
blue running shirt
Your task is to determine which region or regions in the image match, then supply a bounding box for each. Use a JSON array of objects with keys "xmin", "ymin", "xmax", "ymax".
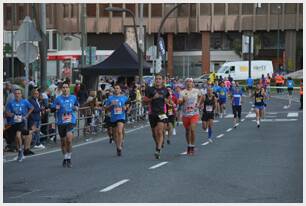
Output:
[
  {"xmin": 105, "ymin": 95, "xmax": 128, "ymax": 123},
  {"xmin": 6, "ymin": 99, "xmax": 33, "ymax": 125},
  {"xmin": 52, "ymin": 95, "xmax": 79, "ymax": 125}
]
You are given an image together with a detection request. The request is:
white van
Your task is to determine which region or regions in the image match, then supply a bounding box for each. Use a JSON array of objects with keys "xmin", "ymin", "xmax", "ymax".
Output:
[{"xmin": 216, "ymin": 60, "xmax": 273, "ymax": 80}]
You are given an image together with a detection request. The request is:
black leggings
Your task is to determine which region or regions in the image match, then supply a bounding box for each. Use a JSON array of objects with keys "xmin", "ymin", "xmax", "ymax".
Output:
[{"xmin": 232, "ymin": 105, "xmax": 241, "ymax": 119}]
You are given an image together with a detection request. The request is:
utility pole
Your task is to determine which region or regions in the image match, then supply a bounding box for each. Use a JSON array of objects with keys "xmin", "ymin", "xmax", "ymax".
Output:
[
  {"xmin": 11, "ymin": 4, "xmax": 15, "ymax": 80},
  {"xmin": 139, "ymin": 3, "xmax": 144, "ymax": 84},
  {"xmin": 80, "ymin": 4, "xmax": 86, "ymax": 68},
  {"xmin": 248, "ymin": 33, "xmax": 252, "ymax": 78},
  {"xmin": 39, "ymin": 3, "xmax": 47, "ymax": 91}
]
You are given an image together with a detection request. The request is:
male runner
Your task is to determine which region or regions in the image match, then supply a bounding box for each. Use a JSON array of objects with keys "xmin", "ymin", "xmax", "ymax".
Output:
[
  {"xmin": 217, "ymin": 81, "xmax": 228, "ymax": 118},
  {"xmin": 105, "ymin": 84, "xmax": 129, "ymax": 156},
  {"xmin": 287, "ymin": 77, "xmax": 294, "ymax": 107},
  {"xmin": 165, "ymin": 86, "xmax": 177, "ymax": 145},
  {"xmin": 230, "ymin": 82, "xmax": 243, "ymax": 128},
  {"xmin": 5, "ymin": 89, "xmax": 34, "ymax": 162},
  {"xmin": 179, "ymin": 78, "xmax": 202, "ymax": 155},
  {"xmin": 51, "ymin": 82, "xmax": 79, "ymax": 168},
  {"xmin": 253, "ymin": 83, "xmax": 266, "ymax": 128},
  {"xmin": 143, "ymin": 73, "xmax": 169, "ymax": 159}
]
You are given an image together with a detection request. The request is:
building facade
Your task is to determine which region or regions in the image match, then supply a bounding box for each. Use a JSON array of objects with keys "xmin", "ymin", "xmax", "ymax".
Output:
[{"xmin": 3, "ymin": 3, "xmax": 303, "ymax": 80}]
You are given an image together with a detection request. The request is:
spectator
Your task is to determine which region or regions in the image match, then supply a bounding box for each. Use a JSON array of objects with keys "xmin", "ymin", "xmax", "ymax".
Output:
[
  {"xmin": 48, "ymin": 79, "xmax": 57, "ymax": 97},
  {"xmin": 4, "ymin": 82, "xmax": 12, "ymax": 106},
  {"xmin": 77, "ymin": 83, "xmax": 89, "ymax": 107},
  {"xmin": 74, "ymin": 80, "xmax": 81, "ymax": 96},
  {"xmin": 28, "ymin": 89, "xmax": 45, "ymax": 149}
]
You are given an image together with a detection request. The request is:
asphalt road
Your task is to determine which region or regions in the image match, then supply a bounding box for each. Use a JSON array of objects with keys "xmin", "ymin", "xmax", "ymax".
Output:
[{"xmin": 3, "ymin": 95, "xmax": 303, "ymax": 203}]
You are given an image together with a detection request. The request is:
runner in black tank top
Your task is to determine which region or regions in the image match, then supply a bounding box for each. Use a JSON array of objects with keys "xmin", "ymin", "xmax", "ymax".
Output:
[
  {"xmin": 201, "ymin": 87, "xmax": 217, "ymax": 142},
  {"xmin": 253, "ymin": 83, "xmax": 266, "ymax": 128}
]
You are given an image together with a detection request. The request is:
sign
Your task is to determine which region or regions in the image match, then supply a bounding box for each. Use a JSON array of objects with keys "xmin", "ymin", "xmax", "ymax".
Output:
[
  {"xmin": 14, "ymin": 16, "xmax": 41, "ymax": 42},
  {"xmin": 158, "ymin": 38, "xmax": 166, "ymax": 56},
  {"xmin": 86, "ymin": 47, "xmax": 96, "ymax": 65},
  {"xmin": 155, "ymin": 57, "xmax": 162, "ymax": 73},
  {"xmin": 16, "ymin": 42, "xmax": 38, "ymax": 64},
  {"xmin": 146, "ymin": 46, "xmax": 157, "ymax": 61},
  {"xmin": 242, "ymin": 34, "xmax": 254, "ymax": 54}
]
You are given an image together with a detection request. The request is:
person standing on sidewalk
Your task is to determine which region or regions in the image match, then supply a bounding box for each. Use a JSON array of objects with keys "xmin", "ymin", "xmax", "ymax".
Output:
[
  {"xmin": 51, "ymin": 82, "xmax": 79, "ymax": 168},
  {"xmin": 286, "ymin": 77, "xmax": 294, "ymax": 107}
]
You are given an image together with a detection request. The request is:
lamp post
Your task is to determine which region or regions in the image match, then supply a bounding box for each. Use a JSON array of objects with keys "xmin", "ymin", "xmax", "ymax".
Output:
[
  {"xmin": 157, "ymin": 3, "xmax": 185, "ymax": 76},
  {"xmin": 105, "ymin": 7, "xmax": 143, "ymax": 84},
  {"xmin": 277, "ymin": 4, "xmax": 281, "ymax": 71}
]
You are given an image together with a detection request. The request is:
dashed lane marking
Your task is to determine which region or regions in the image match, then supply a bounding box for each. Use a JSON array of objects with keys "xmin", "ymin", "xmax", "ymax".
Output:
[
  {"xmin": 99, "ymin": 179, "xmax": 130, "ymax": 192},
  {"xmin": 216, "ymin": 134, "xmax": 224, "ymax": 139},
  {"xmin": 287, "ymin": 112, "xmax": 299, "ymax": 117},
  {"xmin": 201, "ymin": 141, "xmax": 210, "ymax": 146},
  {"xmin": 226, "ymin": 128, "xmax": 232, "ymax": 132},
  {"xmin": 149, "ymin": 162, "xmax": 168, "ymax": 170}
]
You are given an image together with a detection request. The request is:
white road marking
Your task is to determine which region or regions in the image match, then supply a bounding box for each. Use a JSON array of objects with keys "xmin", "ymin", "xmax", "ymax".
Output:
[
  {"xmin": 216, "ymin": 134, "xmax": 224, "ymax": 139},
  {"xmin": 287, "ymin": 112, "xmax": 298, "ymax": 117},
  {"xmin": 149, "ymin": 161, "xmax": 168, "ymax": 170},
  {"xmin": 99, "ymin": 179, "xmax": 130, "ymax": 192},
  {"xmin": 265, "ymin": 115, "xmax": 277, "ymax": 118},
  {"xmin": 246, "ymin": 113, "xmax": 256, "ymax": 118},
  {"xmin": 283, "ymin": 105, "xmax": 289, "ymax": 109},
  {"xmin": 4, "ymin": 124, "xmax": 150, "ymax": 163},
  {"xmin": 201, "ymin": 141, "xmax": 210, "ymax": 145},
  {"xmin": 180, "ymin": 151, "xmax": 187, "ymax": 155},
  {"xmin": 241, "ymin": 119, "xmax": 245, "ymax": 122},
  {"xmin": 226, "ymin": 128, "xmax": 232, "ymax": 132},
  {"xmin": 268, "ymin": 112, "xmax": 277, "ymax": 115},
  {"xmin": 224, "ymin": 114, "xmax": 234, "ymax": 118},
  {"xmin": 252, "ymin": 119, "xmax": 297, "ymax": 122},
  {"xmin": 9, "ymin": 189, "xmax": 42, "ymax": 199}
]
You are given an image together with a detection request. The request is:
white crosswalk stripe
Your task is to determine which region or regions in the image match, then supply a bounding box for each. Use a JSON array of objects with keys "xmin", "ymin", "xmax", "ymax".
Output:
[
  {"xmin": 224, "ymin": 114, "xmax": 234, "ymax": 118},
  {"xmin": 246, "ymin": 113, "xmax": 256, "ymax": 118},
  {"xmin": 287, "ymin": 112, "xmax": 298, "ymax": 117}
]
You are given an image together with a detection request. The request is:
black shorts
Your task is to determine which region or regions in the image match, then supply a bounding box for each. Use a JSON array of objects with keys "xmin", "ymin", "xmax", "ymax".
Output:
[
  {"xmin": 201, "ymin": 112, "xmax": 214, "ymax": 121},
  {"xmin": 58, "ymin": 123, "xmax": 75, "ymax": 138},
  {"xmin": 103, "ymin": 116, "xmax": 112, "ymax": 128},
  {"xmin": 248, "ymin": 86, "xmax": 253, "ymax": 90},
  {"xmin": 11, "ymin": 122, "xmax": 29, "ymax": 136},
  {"xmin": 232, "ymin": 105, "xmax": 242, "ymax": 118},
  {"xmin": 149, "ymin": 114, "xmax": 168, "ymax": 128},
  {"xmin": 111, "ymin": 119, "xmax": 126, "ymax": 128},
  {"xmin": 167, "ymin": 115, "xmax": 175, "ymax": 125},
  {"xmin": 288, "ymin": 88, "xmax": 293, "ymax": 95}
]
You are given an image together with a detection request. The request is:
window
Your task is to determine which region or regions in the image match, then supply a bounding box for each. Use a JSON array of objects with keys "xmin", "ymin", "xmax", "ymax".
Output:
[
  {"xmin": 99, "ymin": 4, "xmax": 110, "ymax": 17},
  {"xmin": 125, "ymin": 4, "xmax": 135, "ymax": 17},
  {"xmin": 200, "ymin": 4, "xmax": 211, "ymax": 15},
  {"xmin": 71, "ymin": 5, "xmax": 76, "ymax": 17},
  {"xmin": 18, "ymin": 5, "xmax": 25, "ymax": 20},
  {"xmin": 190, "ymin": 4, "xmax": 196, "ymax": 17},
  {"xmin": 214, "ymin": 3, "xmax": 225, "ymax": 15},
  {"xmin": 63, "ymin": 4, "xmax": 69, "ymax": 18},
  {"xmin": 112, "ymin": 4, "xmax": 123, "ymax": 17},
  {"xmin": 46, "ymin": 4, "xmax": 52, "ymax": 19},
  {"xmin": 228, "ymin": 3, "xmax": 239, "ymax": 15},
  {"xmin": 210, "ymin": 32, "xmax": 222, "ymax": 50},
  {"xmin": 299, "ymin": 3, "xmax": 303, "ymax": 14},
  {"xmin": 87, "ymin": 4, "xmax": 96, "ymax": 17},
  {"xmin": 4, "ymin": 4, "xmax": 12, "ymax": 21},
  {"xmin": 230, "ymin": 66, "xmax": 235, "ymax": 72},
  {"xmin": 256, "ymin": 3, "xmax": 268, "ymax": 15},
  {"xmin": 52, "ymin": 31, "xmax": 58, "ymax": 50},
  {"xmin": 142, "ymin": 4, "xmax": 149, "ymax": 17},
  {"xmin": 285, "ymin": 4, "xmax": 297, "ymax": 14},
  {"xmin": 270, "ymin": 4, "xmax": 282, "ymax": 15},
  {"xmin": 178, "ymin": 4, "xmax": 189, "ymax": 17},
  {"xmin": 164, "ymin": 4, "xmax": 176, "ymax": 17},
  {"xmin": 151, "ymin": 4, "xmax": 162, "ymax": 17},
  {"xmin": 242, "ymin": 4, "xmax": 254, "ymax": 15}
]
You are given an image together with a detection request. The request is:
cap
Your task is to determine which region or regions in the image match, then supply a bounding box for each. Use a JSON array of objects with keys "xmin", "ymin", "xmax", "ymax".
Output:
[{"xmin": 185, "ymin": 78, "xmax": 193, "ymax": 82}]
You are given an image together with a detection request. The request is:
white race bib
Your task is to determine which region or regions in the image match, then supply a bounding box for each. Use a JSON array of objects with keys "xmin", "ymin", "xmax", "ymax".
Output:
[
  {"xmin": 62, "ymin": 114, "xmax": 72, "ymax": 123},
  {"xmin": 14, "ymin": 115, "xmax": 23, "ymax": 123},
  {"xmin": 206, "ymin": 105, "xmax": 213, "ymax": 112},
  {"xmin": 158, "ymin": 114, "xmax": 168, "ymax": 120},
  {"xmin": 114, "ymin": 107, "xmax": 123, "ymax": 115}
]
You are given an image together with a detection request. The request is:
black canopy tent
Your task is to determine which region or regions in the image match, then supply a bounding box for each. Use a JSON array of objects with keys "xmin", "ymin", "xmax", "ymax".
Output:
[{"xmin": 80, "ymin": 42, "xmax": 151, "ymax": 76}]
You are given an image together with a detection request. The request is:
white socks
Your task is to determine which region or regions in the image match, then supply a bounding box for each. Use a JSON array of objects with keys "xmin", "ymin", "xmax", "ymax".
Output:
[{"xmin": 64, "ymin": 153, "xmax": 72, "ymax": 160}]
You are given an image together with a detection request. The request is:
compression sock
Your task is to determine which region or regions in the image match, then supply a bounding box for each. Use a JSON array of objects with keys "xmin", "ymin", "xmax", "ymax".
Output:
[{"xmin": 208, "ymin": 128, "xmax": 212, "ymax": 139}]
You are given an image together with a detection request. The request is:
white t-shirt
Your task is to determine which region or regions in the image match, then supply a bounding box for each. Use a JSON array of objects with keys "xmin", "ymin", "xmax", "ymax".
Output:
[{"xmin": 179, "ymin": 88, "xmax": 201, "ymax": 117}]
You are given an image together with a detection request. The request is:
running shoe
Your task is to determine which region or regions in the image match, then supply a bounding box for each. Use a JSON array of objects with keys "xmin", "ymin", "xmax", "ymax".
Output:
[
  {"xmin": 165, "ymin": 131, "xmax": 169, "ymax": 136},
  {"xmin": 67, "ymin": 159, "xmax": 72, "ymax": 168},
  {"xmin": 62, "ymin": 159, "xmax": 67, "ymax": 167},
  {"xmin": 154, "ymin": 150, "xmax": 161, "ymax": 159},
  {"xmin": 17, "ymin": 150, "xmax": 24, "ymax": 162},
  {"xmin": 187, "ymin": 146, "xmax": 191, "ymax": 155},
  {"xmin": 257, "ymin": 124, "xmax": 260, "ymax": 128},
  {"xmin": 109, "ymin": 138, "xmax": 113, "ymax": 144},
  {"xmin": 117, "ymin": 148, "xmax": 122, "ymax": 156},
  {"xmin": 167, "ymin": 139, "xmax": 171, "ymax": 145},
  {"xmin": 190, "ymin": 147, "xmax": 195, "ymax": 155},
  {"xmin": 172, "ymin": 128, "xmax": 176, "ymax": 135}
]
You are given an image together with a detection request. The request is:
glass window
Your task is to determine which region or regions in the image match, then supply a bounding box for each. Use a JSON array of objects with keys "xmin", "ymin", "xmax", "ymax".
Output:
[
  {"xmin": 151, "ymin": 4, "xmax": 162, "ymax": 17},
  {"xmin": 228, "ymin": 3, "xmax": 239, "ymax": 15},
  {"xmin": 112, "ymin": 4, "xmax": 123, "ymax": 17},
  {"xmin": 270, "ymin": 4, "xmax": 282, "ymax": 15},
  {"xmin": 190, "ymin": 4, "xmax": 196, "ymax": 17},
  {"xmin": 87, "ymin": 4, "xmax": 96, "ymax": 17},
  {"xmin": 46, "ymin": 4, "xmax": 51, "ymax": 19},
  {"xmin": 71, "ymin": 4, "xmax": 76, "ymax": 17},
  {"xmin": 178, "ymin": 4, "xmax": 189, "ymax": 17},
  {"xmin": 4, "ymin": 4, "xmax": 12, "ymax": 21},
  {"xmin": 285, "ymin": 4, "xmax": 297, "ymax": 14},
  {"xmin": 200, "ymin": 3, "xmax": 211, "ymax": 15},
  {"xmin": 142, "ymin": 4, "xmax": 149, "ymax": 17},
  {"xmin": 99, "ymin": 4, "xmax": 110, "ymax": 17},
  {"xmin": 214, "ymin": 3, "xmax": 225, "ymax": 15},
  {"xmin": 63, "ymin": 4, "xmax": 69, "ymax": 18},
  {"xmin": 210, "ymin": 32, "xmax": 222, "ymax": 50},
  {"xmin": 125, "ymin": 4, "xmax": 135, "ymax": 17},
  {"xmin": 230, "ymin": 66, "xmax": 235, "ymax": 72},
  {"xmin": 256, "ymin": 3, "xmax": 268, "ymax": 15},
  {"xmin": 242, "ymin": 4, "xmax": 254, "ymax": 15},
  {"xmin": 18, "ymin": 5, "xmax": 25, "ymax": 20},
  {"xmin": 164, "ymin": 3, "xmax": 176, "ymax": 17},
  {"xmin": 53, "ymin": 31, "xmax": 58, "ymax": 50},
  {"xmin": 299, "ymin": 3, "xmax": 303, "ymax": 14}
]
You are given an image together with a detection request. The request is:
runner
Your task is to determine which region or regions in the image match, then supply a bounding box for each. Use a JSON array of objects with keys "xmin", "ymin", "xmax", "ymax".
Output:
[
  {"xmin": 143, "ymin": 73, "xmax": 169, "ymax": 159},
  {"xmin": 217, "ymin": 81, "xmax": 228, "ymax": 118},
  {"xmin": 103, "ymin": 90, "xmax": 114, "ymax": 143},
  {"xmin": 174, "ymin": 84, "xmax": 183, "ymax": 126},
  {"xmin": 200, "ymin": 87, "xmax": 217, "ymax": 143},
  {"xmin": 246, "ymin": 76, "xmax": 254, "ymax": 97},
  {"xmin": 253, "ymin": 83, "xmax": 266, "ymax": 128},
  {"xmin": 51, "ymin": 82, "xmax": 79, "ymax": 168},
  {"xmin": 300, "ymin": 79, "xmax": 303, "ymax": 110},
  {"xmin": 230, "ymin": 82, "xmax": 243, "ymax": 128},
  {"xmin": 165, "ymin": 86, "xmax": 177, "ymax": 145},
  {"xmin": 212, "ymin": 81, "xmax": 220, "ymax": 118},
  {"xmin": 179, "ymin": 78, "xmax": 202, "ymax": 155},
  {"xmin": 105, "ymin": 84, "xmax": 129, "ymax": 156},
  {"xmin": 5, "ymin": 88, "xmax": 34, "ymax": 162},
  {"xmin": 287, "ymin": 77, "xmax": 294, "ymax": 107}
]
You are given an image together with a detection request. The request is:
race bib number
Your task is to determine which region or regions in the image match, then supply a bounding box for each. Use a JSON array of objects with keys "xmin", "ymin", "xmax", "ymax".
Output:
[
  {"xmin": 206, "ymin": 105, "xmax": 213, "ymax": 112},
  {"xmin": 114, "ymin": 107, "xmax": 123, "ymax": 115},
  {"xmin": 158, "ymin": 114, "xmax": 168, "ymax": 120},
  {"xmin": 168, "ymin": 109, "xmax": 173, "ymax": 116},
  {"xmin": 255, "ymin": 97, "xmax": 262, "ymax": 103},
  {"xmin": 62, "ymin": 113, "xmax": 72, "ymax": 123},
  {"xmin": 220, "ymin": 91, "xmax": 225, "ymax": 96},
  {"xmin": 14, "ymin": 115, "xmax": 23, "ymax": 123}
]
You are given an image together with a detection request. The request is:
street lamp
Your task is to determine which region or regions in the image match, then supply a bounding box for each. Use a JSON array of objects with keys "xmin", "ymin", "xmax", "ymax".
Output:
[
  {"xmin": 104, "ymin": 7, "xmax": 143, "ymax": 84},
  {"xmin": 157, "ymin": 3, "xmax": 185, "ymax": 76},
  {"xmin": 277, "ymin": 4, "xmax": 281, "ymax": 71}
]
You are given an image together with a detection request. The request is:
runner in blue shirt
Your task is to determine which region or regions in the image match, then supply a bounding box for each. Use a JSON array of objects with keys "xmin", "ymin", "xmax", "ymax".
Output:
[
  {"xmin": 51, "ymin": 82, "xmax": 79, "ymax": 168},
  {"xmin": 217, "ymin": 81, "xmax": 228, "ymax": 118},
  {"xmin": 230, "ymin": 82, "xmax": 243, "ymax": 128},
  {"xmin": 5, "ymin": 88, "xmax": 34, "ymax": 162},
  {"xmin": 287, "ymin": 77, "xmax": 294, "ymax": 106},
  {"xmin": 105, "ymin": 84, "xmax": 130, "ymax": 156},
  {"xmin": 246, "ymin": 77, "xmax": 254, "ymax": 97}
]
